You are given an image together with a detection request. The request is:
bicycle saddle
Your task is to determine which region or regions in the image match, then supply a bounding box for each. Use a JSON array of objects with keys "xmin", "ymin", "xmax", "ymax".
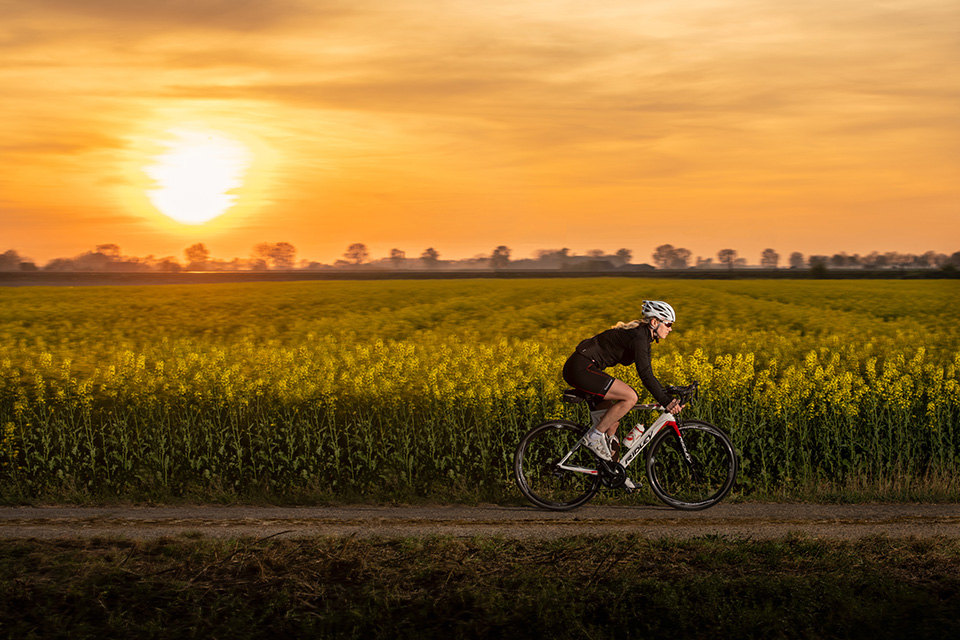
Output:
[{"xmin": 561, "ymin": 388, "xmax": 603, "ymax": 408}]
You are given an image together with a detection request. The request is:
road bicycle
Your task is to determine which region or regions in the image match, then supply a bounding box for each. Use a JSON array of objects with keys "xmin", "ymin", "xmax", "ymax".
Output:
[{"xmin": 514, "ymin": 382, "xmax": 737, "ymax": 511}]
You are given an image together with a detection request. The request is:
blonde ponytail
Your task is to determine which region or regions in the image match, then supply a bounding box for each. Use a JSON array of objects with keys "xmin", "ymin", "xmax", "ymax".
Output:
[{"xmin": 611, "ymin": 319, "xmax": 643, "ymax": 330}]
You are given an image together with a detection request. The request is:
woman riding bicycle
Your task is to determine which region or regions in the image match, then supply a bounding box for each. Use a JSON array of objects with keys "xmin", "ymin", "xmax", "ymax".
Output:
[{"xmin": 562, "ymin": 299, "xmax": 682, "ymax": 461}]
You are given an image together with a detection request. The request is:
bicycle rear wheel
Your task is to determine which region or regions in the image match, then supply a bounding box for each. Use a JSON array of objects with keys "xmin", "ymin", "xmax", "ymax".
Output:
[
  {"xmin": 645, "ymin": 420, "xmax": 737, "ymax": 511},
  {"xmin": 514, "ymin": 420, "xmax": 601, "ymax": 511}
]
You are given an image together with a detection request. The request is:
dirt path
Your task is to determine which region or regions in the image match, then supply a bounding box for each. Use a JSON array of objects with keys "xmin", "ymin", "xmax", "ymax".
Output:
[{"xmin": 2, "ymin": 503, "xmax": 959, "ymax": 540}]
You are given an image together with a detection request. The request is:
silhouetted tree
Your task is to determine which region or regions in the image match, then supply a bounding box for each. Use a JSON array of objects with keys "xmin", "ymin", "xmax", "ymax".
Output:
[
  {"xmin": 43, "ymin": 258, "xmax": 74, "ymax": 271},
  {"xmin": 830, "ymin": 253, "xmax": 851, "ymax": 268},
  {"xmin": 615, "ymin": 248, "xmax": 632, "ymax": 265},
  {"xmin": 491, "ymin": 246, "xmax": 511, "ymax": 269},
  {"xmin": 343, "ymin": 243, "xmax": 369, "ymax": 266},
  {"xmin": 275, "ymin": 242, "xmax": 298, "ymax": 269},
  {"xmin": 96, "ymin": 244, "xmax": 121, "ymax": 260},
  {"xmin": 653, "ymin": 244, "xmax": 691, "ymax": 269},
  {"xmin": 919, "ymin": 251, "xmax": 940, "ymax": 268},
  {"xmin": 389, "ymin": 248, "xmax": 406, "ymax": 268},
  {"xmin": 274, "ymin": 243, "xmax": 297, "ymax": 269},
  {"xmin": 789, "ymin": 252, "xmax": 804, "ymax": 269},
  {"xmin": 534, "ymin": 249, "xmax": 554, "ymax": 261},
  {"xmin": 255, "ymin": 242, "xmax": 297, "ymax": 270},
  {"xmin": 884, "ymin": 252, "xmax": 912, "ymax": 269},
  {"xmin": 75, "ymin": 250, "xmax": 111, "ymax": 270},
  {"xmin": 671, "ymin": 248, "xmax": 691, "ymax": 268},
  {"xmin": 760, "ymin": 248, "xmax": 779, "ymax": 268},
  {"xmin": 533, "ymin": 248, "xmax": 570, "ymax": 268},
  {"xmin": 652, "ymin": 244, "xmax": 676, "ymax": 269},
  {"xmin": 0, "ymin": 249, "xmax": 24, "ymax": 271},
  {"xmin": 156, "ymin": 257, "xmax": 182, "ymax": 273},
  {"xmin": 717, "ymin": 248, "xmax": 738, "ymax": 269},
  {"xmin": 534, "ymin": 247, "xmax": 570, "ymax": 260},
  {"xmin": 421, "ymin": 247, "xmax": 440, "ymax": 267},
  {"xmin": 184, "ymin": 243, "xmax": 210, "ymax": 271}
]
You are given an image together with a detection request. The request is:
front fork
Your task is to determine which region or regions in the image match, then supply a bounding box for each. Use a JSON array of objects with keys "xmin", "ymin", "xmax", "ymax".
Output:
[
  {"xmin": 670, "ymin": 418, "xmax": 702, "ymax": 479},
  {"xmin": 670, "ymin": 418, "xmax": 691, "ymax": 461}
]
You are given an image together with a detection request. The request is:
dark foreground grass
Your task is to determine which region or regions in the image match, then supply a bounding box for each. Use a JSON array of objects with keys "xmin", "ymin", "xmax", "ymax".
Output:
[{"xmin": 3, "ymin": 534, "xmax": 960, "ymax": 639}]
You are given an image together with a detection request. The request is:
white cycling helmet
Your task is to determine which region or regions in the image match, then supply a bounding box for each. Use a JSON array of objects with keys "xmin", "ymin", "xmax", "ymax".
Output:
[{"xmin": 642, "ymin": 300, "xmax": 676, "ymax": 323}]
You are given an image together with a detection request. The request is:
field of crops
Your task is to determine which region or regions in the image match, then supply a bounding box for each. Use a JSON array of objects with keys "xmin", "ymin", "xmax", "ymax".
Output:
[{"xmin": 1, "ymin": 278, "xmax": 958, "ymax": 503}]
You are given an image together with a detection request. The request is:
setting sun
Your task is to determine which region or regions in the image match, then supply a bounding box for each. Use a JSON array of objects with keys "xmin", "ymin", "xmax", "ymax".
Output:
[
  {"xmin": 143, "ymin": 129, "xmax": 252, "ymax": 225},
  {"xmin": 1, "ymin": 0, "xmax": 957, "ymax": 263}
]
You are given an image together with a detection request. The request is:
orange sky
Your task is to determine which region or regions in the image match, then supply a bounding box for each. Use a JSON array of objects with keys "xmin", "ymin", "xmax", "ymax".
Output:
[{"xmin": 2, "ymin": 0, "xmax": 958, "ymax": 265}]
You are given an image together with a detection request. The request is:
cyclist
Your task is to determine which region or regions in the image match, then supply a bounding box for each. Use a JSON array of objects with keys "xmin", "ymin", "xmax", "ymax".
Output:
[{"xmin": 562, "ymin": 300, "xmax": 682, "ymax": 462}]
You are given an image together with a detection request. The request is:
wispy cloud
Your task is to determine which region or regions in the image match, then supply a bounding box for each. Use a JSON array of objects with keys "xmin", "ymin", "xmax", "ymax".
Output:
[
  {"xmin": 8, "ymin": 0, "xmax": 342, "ymax": 34},
  {"xmin": 1, "ymin": 0, "xmax": 957, "ymax": 261}
]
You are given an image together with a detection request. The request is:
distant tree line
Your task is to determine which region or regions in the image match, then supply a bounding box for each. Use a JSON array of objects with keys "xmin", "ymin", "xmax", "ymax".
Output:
[
  {"xmin": 649, "ymin": 245, "xmax": 959, "ymax": 271},
  {"xmin": 1, "ymin": 244, "xmax": 958, "ymax": 273}
]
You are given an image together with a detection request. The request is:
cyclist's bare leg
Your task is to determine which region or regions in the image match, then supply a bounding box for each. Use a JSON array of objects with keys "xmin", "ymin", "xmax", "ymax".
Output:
[{"xmin": 594, "ymin": 380, "xmax": 638, "ymax": 437}]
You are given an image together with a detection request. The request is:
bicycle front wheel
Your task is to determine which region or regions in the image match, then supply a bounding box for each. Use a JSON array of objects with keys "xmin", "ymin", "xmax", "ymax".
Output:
[
  {"xmin": 645, "ymin": 420, "xmax": 737, "ymax": 511},
  {"xmin": 514, "ymin": 420, "xmax": 601, "ymax": 511}
]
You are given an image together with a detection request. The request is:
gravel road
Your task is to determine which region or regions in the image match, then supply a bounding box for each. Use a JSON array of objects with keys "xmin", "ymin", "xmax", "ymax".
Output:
[{"xmin": 2, "ymin": 503, "xmax": 958, "ymax": 540}]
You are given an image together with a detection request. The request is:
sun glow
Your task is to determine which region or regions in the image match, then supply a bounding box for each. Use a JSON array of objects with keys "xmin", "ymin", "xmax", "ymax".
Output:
[{"xmin": 144, "ymin": 129, "xmax": 252, "ymax": 225}]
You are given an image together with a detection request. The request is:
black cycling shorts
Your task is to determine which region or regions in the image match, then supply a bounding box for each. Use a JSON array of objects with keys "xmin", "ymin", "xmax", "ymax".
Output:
[{"xmin": 562, "ymin": 352, "xmax": 615, "ymax": 398}]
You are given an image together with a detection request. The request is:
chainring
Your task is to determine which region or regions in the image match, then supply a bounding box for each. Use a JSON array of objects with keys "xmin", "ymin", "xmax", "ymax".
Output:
[{"xmin": 599, "ymin": 462, "xmax": 626, "ymax": 489}]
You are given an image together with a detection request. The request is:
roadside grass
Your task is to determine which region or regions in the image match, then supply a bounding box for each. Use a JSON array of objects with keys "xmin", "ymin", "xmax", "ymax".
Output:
[
  {"xmin": 3, "ymin": 534, "xmax": 959, "ymax": 639},
  {"xmin": 3, "ymin": 473, "xmax": 959, "ymax": 508}
]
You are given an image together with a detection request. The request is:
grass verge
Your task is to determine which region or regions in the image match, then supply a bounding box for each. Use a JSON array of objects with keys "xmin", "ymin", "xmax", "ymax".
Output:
[{"xmin": 3, "ymin": 534, "xmax": 960, "ymax": 639}]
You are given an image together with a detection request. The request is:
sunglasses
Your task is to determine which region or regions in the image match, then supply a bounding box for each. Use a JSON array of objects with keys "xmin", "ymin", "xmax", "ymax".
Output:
[{"xmin": 662, "ymin": 322, "xmax": 673, "ymax": 328}]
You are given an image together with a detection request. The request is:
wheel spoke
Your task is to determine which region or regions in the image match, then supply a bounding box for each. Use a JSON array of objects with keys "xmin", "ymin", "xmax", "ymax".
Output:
[
  {"xmin": 646, "ymin": 421, "xmax": 737, "ymax": 510},
  {"xmin": 515, "ymin": 421, "xmax": 600, "ymax": 510}
]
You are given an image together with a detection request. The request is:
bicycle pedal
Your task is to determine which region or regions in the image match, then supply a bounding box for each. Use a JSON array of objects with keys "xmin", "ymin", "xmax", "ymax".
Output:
[{"xmin": 608, "ymin": 439, "xmax": 621, "ymax": 463}]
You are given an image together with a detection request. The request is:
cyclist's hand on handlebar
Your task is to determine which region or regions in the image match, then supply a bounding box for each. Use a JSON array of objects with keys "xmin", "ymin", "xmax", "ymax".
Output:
[{"xmin": 665, "ymin": 398, "xmax": 684, "ymax": 414}]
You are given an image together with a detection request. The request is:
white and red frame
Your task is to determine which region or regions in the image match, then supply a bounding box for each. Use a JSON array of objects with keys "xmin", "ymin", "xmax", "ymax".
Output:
[{"xmin": 556, "ymin": 404, "xmax": 681, "ymax": 477}]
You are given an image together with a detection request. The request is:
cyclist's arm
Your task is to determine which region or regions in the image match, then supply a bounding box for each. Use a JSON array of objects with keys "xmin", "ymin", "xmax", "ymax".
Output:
[{"xmin": 633, "ymin": 335, "xmax": 679, "ymax": 410}]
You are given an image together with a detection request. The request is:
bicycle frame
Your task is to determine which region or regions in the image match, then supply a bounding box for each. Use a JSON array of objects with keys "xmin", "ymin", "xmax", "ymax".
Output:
[
  {"xmin": 556, "ymin": 404, "xmax": 681, "ymax": 477},
  {"xmin": 516, "ymin": 381, "xmax": 735, "ymax": 511}
]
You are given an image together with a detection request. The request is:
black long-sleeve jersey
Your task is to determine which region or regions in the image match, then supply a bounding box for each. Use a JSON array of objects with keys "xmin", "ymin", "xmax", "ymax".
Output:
[{"xmin": 574, "ymin": 325, "xmax": 672, "ymax": 407}]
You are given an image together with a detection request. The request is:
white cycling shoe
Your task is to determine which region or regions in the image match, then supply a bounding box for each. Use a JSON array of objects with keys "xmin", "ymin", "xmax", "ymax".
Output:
[{"xmin": 583, "ymin": 434, "xmax": 614, "ymax": 461}]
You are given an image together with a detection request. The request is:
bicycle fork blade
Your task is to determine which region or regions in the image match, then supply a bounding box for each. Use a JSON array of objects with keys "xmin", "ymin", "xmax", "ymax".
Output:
[{"xmin": 675, "ymin": 434, "xmax": 705, "ymax": 483}]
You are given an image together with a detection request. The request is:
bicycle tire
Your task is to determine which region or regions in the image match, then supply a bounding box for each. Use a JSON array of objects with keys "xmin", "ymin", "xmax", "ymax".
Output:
[
  {"xmin": 645, "ymin": 419, "xmax": 737, "ymax": 511},
  {"xmin": 514, "ymin": 420, "xmax": 601, "ymax": 511}
]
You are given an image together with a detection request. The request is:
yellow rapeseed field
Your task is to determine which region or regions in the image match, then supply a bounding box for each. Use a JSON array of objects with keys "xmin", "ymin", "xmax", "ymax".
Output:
[{"xmin": 1, "ymin": 278, "xmax": 957, "ymax": 502}]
